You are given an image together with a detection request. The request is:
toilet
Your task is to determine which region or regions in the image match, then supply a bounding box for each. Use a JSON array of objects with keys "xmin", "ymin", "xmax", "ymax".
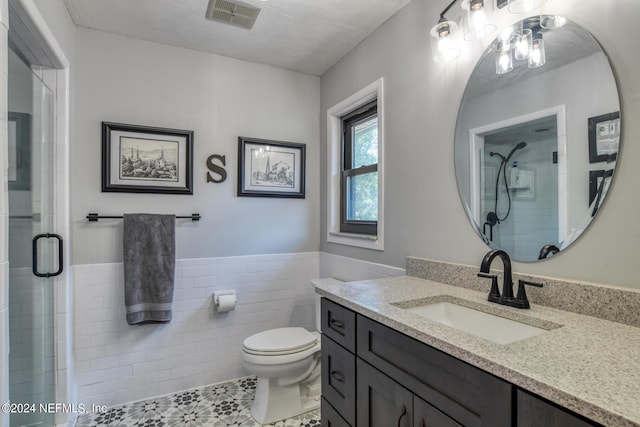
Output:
[{"xmin": 242, "ymin": 278, "xmax": 343, "ymax": 424}]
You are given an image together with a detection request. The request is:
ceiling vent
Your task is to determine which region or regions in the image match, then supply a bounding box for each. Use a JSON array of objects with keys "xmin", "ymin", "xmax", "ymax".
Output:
[{"xmin": 206, "ymin": 0, "xmax": 261, "ymax": 30}]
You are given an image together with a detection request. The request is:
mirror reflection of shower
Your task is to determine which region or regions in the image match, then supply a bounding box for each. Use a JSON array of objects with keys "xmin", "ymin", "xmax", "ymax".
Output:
[
  {"xmin": 478, "ymin": 114, "xmax": 560, "ymax": 260},
  {"xmin": 484, "ymin": 141, "xmax": 527, "ymax": 240}
]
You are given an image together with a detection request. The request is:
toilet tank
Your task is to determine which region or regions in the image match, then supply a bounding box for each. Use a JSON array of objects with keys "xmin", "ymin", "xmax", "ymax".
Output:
[{"xmin": 310, "ymin": 278, "xmax": 344, "ymax": 331}]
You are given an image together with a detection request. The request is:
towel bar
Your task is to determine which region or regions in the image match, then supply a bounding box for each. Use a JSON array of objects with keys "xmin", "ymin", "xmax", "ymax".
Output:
[{"xmin": 86, "ymin": 213, "xmax": 201, "ymax": 222}]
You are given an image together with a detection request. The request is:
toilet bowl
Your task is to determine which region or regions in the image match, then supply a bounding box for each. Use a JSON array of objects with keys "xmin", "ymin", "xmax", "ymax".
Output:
[{"xmin": 242, "ymin": 278, "xmax": 343, "ymax": 424}]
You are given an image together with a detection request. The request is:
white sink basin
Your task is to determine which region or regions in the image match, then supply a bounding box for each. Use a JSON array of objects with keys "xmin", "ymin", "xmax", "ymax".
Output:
[{"xmin": 404, "ymin": 300, "xmax": 549, "ymax": 344}]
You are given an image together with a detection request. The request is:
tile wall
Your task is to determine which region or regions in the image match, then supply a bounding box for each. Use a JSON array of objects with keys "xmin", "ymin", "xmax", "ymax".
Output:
[{"xmin": 73, "ymin": 252, "xmax": 320, "ymax": 408}]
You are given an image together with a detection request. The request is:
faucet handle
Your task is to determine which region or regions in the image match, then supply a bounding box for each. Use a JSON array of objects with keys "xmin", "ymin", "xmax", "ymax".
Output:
[
  {"xmin": 478, "ymin": 272, "xmax": 501, "ymax": 302},
  {"xmin": 515, "ymin": 280, "xmax": 543, "ymax": 309}
]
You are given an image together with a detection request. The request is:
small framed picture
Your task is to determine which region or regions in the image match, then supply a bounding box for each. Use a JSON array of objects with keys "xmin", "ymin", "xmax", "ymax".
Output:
[
  {"xmin": 588, "ymin": 112, "xmax": 620, "ymax": 163},
  {"xmin": 102, "ymin": 122, "xmax": 194, "ymax": 194},
  {"xmin": 237, "ymin": 136, "xmax": 306, "ymax": 198},
  {"xmin": 588, "ymin": 169, "xmax": 613, "ymax": 217}
]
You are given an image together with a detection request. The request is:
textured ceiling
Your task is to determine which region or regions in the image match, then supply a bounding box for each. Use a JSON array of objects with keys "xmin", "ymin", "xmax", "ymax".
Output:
[{"xmin": 62, "ymin": 0, "xmax": 411, "ymax": 76}]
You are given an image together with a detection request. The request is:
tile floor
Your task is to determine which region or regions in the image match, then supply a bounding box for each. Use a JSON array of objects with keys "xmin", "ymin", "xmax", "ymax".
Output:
[{"xmin": 75, "ymin": 377, "xmax": 321, "ymax": 427}]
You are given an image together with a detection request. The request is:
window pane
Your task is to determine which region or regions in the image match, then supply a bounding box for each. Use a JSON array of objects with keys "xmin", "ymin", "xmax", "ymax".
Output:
[
  {"xmin": 347, "ymin": 172, "xmax": 378, "ymax": 221},
  {"xmin": 352, "ymin": 116, "xmax": 378, "ymax": 168}
]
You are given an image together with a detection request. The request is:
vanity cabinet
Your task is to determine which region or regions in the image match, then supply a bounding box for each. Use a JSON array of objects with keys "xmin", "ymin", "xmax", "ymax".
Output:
[
  {"xmin": 320, "ymin": 297, "xmax": 604, "ymax": 427},
  {"xmin": 357, "ymin": 358, "xmax": 462, "ymax": 427},
  {"xmin": 516, "ymin": 389, "xmax": 601, "ymax": 427}
]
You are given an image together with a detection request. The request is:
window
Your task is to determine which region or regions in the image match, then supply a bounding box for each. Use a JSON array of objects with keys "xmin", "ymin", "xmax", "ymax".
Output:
[
  {"xmin": 326, "ymin": 78, "xmax": 384, "ymax": 251},
  {"xmin": 341, "ymin": 101, "xmax": 378, "ymax": 235}
]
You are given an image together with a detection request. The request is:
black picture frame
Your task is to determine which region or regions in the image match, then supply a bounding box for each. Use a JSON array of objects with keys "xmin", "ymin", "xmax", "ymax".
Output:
[
  {"xmin": 237, "ymin": 137, "xmax": 306, "ymax": 198},
  {"xmin": 102, "ymin": 122, "xmax": 194, "ymax": 194},
  {"xmin": 8, "ymin": 112, "xmax": 31, "ymax": 191},
  {"xmin": 589, "ymin": 169, "xmax": 613, "ymax": 217},
  {"xmin": 588, "ymin": 112, "xmax": 620, "ymax": 163}
]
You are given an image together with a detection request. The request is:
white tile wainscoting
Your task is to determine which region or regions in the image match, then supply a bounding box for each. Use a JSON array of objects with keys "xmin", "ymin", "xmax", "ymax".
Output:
[
  {"xmin": 72, "ymin": 251, "xmax": 405, "ymax": 410},
  {"xmin": 73, "ymin": 252, "xmax": 320, "ymax": 408}
]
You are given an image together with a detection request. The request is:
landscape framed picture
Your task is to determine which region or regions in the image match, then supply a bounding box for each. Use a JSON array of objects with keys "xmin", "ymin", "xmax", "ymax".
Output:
[
  {"xmin": 237, "ymin": 137, "xmax": 306, "ymax": 198},
  {"xmin": 102, "ymin": 122, "xmax": 194, "ymax": 194}
]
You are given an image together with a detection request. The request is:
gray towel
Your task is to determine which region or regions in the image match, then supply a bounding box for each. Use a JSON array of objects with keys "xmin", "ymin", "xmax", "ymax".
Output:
[{"xmin": 123, "ymin": 213, "xmax": 176, "ymax": 325}]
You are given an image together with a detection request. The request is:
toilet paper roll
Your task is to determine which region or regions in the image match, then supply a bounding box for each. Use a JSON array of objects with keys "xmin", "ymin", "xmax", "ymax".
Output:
[{"xmin": 216, "ymin": 294, "xmax": 236, "ymax": 313}]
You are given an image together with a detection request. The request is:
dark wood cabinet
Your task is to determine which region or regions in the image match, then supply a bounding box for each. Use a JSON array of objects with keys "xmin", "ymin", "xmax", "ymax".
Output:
[
  {"xmin": 319, "ymin": 297, "xmax": 602, "ymax": 427},
  {"xmin": 414, "ymin": 395, "xmax": 463, "ymax": 427},
  {"xmin": 356, "ymin": 358, "xmax": 414, "ymax": 427},
  {"xmin": 357, "ymin": 315, "xmax": 511, "ymax": 427},
  {"xmin": 517, "ymin": 389, "xmax": 602, "ymax": 427},
  {"xmin": 321, "ymin": 397, "xmax": 350, "ymax": 427},
  {"xmin": 321, "ymin": 334, "xmax": 356, "ymax": 426}
]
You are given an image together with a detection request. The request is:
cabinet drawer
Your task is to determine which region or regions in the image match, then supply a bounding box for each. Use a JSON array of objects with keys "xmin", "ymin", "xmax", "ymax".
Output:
[
  {"xmin": 357, "ymin": 315, "xmax": 512, "ymax": 427},
  {"xmin": 517, "ymin": 389, "xmax": 602, "ymax": 427},
  {"xmin": 321, "ymin": 397, "xmax": 350, "ymax": 427},
  {"xmin": 322, "ymin": 334, "xmax": 356, "ymax": 425},
  {"xmin": 321, "ymin": 298, "xmax": 356, "ymax": 353}
]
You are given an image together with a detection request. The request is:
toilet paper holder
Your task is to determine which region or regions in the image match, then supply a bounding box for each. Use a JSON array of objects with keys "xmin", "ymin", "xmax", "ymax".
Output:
[{"xmin": 212, "ymin": 290, "xmax": 236, "ymax": 313}]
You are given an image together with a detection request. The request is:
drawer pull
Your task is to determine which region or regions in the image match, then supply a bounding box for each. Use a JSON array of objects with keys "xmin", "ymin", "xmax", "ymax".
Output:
[
  {"xmin": 330, "ymin": 318, "xmax": 345, "ymax": 329},
  {"xmin": 397, "ymin": 404, "xmax": 407, "ymax": 427},
  {"xmin": 330, "ymin": 370, "xmax": 345, "ymax": 383}
]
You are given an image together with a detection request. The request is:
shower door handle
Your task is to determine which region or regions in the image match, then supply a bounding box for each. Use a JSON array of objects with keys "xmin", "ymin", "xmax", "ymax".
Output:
[{"xmin": 32, "ymin": 233, "xmax": 64, "ymax": 278}]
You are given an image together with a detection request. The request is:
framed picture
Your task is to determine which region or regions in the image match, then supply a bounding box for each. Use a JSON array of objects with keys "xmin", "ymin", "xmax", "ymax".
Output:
[
  {"xmin": 8, "ymin": 112, "xmax": 31, "ymax": 191},
  {"xmin": 589, "ymin": 169, "xmax": 613, "ymax": 217},
  {"xmin": 102, "ymin": 122, "xmax": 194, "ymax": 194},
  {"xmin": 237, "ymin": 137, "xmax": 306, "ymax": 198},
  {"xmin": 588, "ymin": 112, "xmax": 620, "ymax": 163}
]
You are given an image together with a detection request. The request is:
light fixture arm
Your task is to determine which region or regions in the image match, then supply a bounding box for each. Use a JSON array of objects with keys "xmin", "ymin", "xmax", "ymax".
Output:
[{"xmin": 438, "ymin": 0, "xmax": 460, "ymax": 22}]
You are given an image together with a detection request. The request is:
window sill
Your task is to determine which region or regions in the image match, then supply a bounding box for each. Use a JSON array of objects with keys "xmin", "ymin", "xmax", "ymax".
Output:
[{"xmin": 328, "ymin": 231, "xmax": 383, "ymax": 251}]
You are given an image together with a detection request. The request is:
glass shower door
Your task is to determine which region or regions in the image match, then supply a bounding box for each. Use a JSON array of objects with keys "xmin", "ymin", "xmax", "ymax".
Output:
[{"xmin": 8, "ymin": 47, "xmax": 57, "ymax": 427}]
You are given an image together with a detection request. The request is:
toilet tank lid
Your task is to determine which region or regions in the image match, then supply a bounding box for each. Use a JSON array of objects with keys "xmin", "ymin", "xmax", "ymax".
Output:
[
  {"xmin": 243, "ymin": 327, "xmax": 317, "ymax": 353},
  {"xmin": 311, "ymin": 278, "xmax": 344, "ymax": 286}
]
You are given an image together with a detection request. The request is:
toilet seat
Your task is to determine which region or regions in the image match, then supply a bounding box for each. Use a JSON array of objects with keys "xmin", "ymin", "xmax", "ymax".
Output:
[
  {"xmin": 243, "ymin": 327, "xmax": 318, "ymax": 356},
  {"xmin": 242, "ymin": 328, "xmax": 320, "ymax": 366}
]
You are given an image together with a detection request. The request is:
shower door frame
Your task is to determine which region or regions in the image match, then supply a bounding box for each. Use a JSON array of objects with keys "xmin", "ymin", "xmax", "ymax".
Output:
[{"xmin": 2, "ymin": 0, "xmax": 71, "ymax": 426}]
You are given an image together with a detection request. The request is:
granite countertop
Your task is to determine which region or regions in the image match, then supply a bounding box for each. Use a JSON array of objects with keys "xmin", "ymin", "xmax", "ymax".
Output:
[{"xmin": 314, "ymin": 276, "xmax": 640, "ymax": 427}]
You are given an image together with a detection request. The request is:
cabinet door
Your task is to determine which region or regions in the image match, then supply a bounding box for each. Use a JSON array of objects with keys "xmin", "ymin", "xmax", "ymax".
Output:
[
  {"xmin": 414, "ymin": 396, "xmax": 463, "ymax": 427},
  {"xmin": 357, "ymin": 359, "xmax": 413, "ymax": 427},
  {"xmin": 517, "ymin": 389, "xmax": 602, "ymax": 427},
  {"xmin": 322, "ymin": 335, "xmax": 356, "ymax": 425},
  {"xmin": 321, "ymin": 398, "xmax": 350, "ymax": 427}
]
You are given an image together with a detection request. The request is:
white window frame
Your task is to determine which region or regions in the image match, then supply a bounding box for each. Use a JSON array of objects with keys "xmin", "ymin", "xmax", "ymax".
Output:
[{"xmin": 327, "ymin": 78, "xmax": 384, "ymax": 251}]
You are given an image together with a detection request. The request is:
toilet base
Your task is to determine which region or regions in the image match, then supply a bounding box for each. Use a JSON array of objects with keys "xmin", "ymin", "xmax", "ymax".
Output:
[{"xmin": 250, "ymin": 370, "xmax": 321, "ymax": 424}]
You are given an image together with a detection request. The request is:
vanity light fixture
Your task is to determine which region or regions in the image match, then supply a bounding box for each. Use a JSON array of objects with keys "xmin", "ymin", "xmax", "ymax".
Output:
[
  {"xmin": 514, "ymin": 28, "xmax": 532, "ymax": 60},
  {"xmin": 461, "ymin": 0, "xmax": 496, "ymax": 41},
  {"xmin": 507, "ymin": 0, "xmax": 547, "ymax": 13},
  {"xmin": 429, "ymin": 0, "xmax": 462, "ymax": 63},
  {"xmin": 495, "ymin": 39, "xmax": 514, "ymax": 74},
  {"xmin": 528, "ymin": 35, "xmax": 546, "ymax": 68}
]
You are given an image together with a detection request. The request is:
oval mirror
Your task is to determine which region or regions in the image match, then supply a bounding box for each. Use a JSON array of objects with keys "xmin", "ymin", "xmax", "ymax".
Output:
[{"xmin": 455, "ymin": 16, "xmax": 621, "ymax": 262}]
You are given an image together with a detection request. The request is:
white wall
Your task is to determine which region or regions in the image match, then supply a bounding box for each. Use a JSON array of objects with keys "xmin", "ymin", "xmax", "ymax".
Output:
[
  {"xmin": 72, "ymin": 27, "xmax": 320, "ymax": 265},
  {"xmin": 320, "ymin": 0, "xmax": 640, "ymax": 289}
]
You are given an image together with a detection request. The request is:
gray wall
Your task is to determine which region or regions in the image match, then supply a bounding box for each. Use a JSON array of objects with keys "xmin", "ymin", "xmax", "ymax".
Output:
[
  {"xmin": 320, "ymin": 0, "xmax": 640, "ymax": 289},
  {"xmin": 72, "ymin": 28, "xmax": 321, "ymax": 265}
]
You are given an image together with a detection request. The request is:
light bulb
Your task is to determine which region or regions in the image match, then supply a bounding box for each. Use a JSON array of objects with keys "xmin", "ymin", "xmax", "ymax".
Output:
[
  {"xmin": 430, "ymin": 20, "xmax": 461, "ymax": 63},
  {"xmin": 462, "ymin": 0, "xmax": 496, "ymax": 41},
  {"xmin": 514, "ymin": 28, "xmax": 532, "ymax": 60},
  {"xmin": 528, "ymin": 37, "xmax": 545, "ymax": 68},
  {"xmin": 496, "ymin": 49, "xmax": 513, "ymax": 74}
]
